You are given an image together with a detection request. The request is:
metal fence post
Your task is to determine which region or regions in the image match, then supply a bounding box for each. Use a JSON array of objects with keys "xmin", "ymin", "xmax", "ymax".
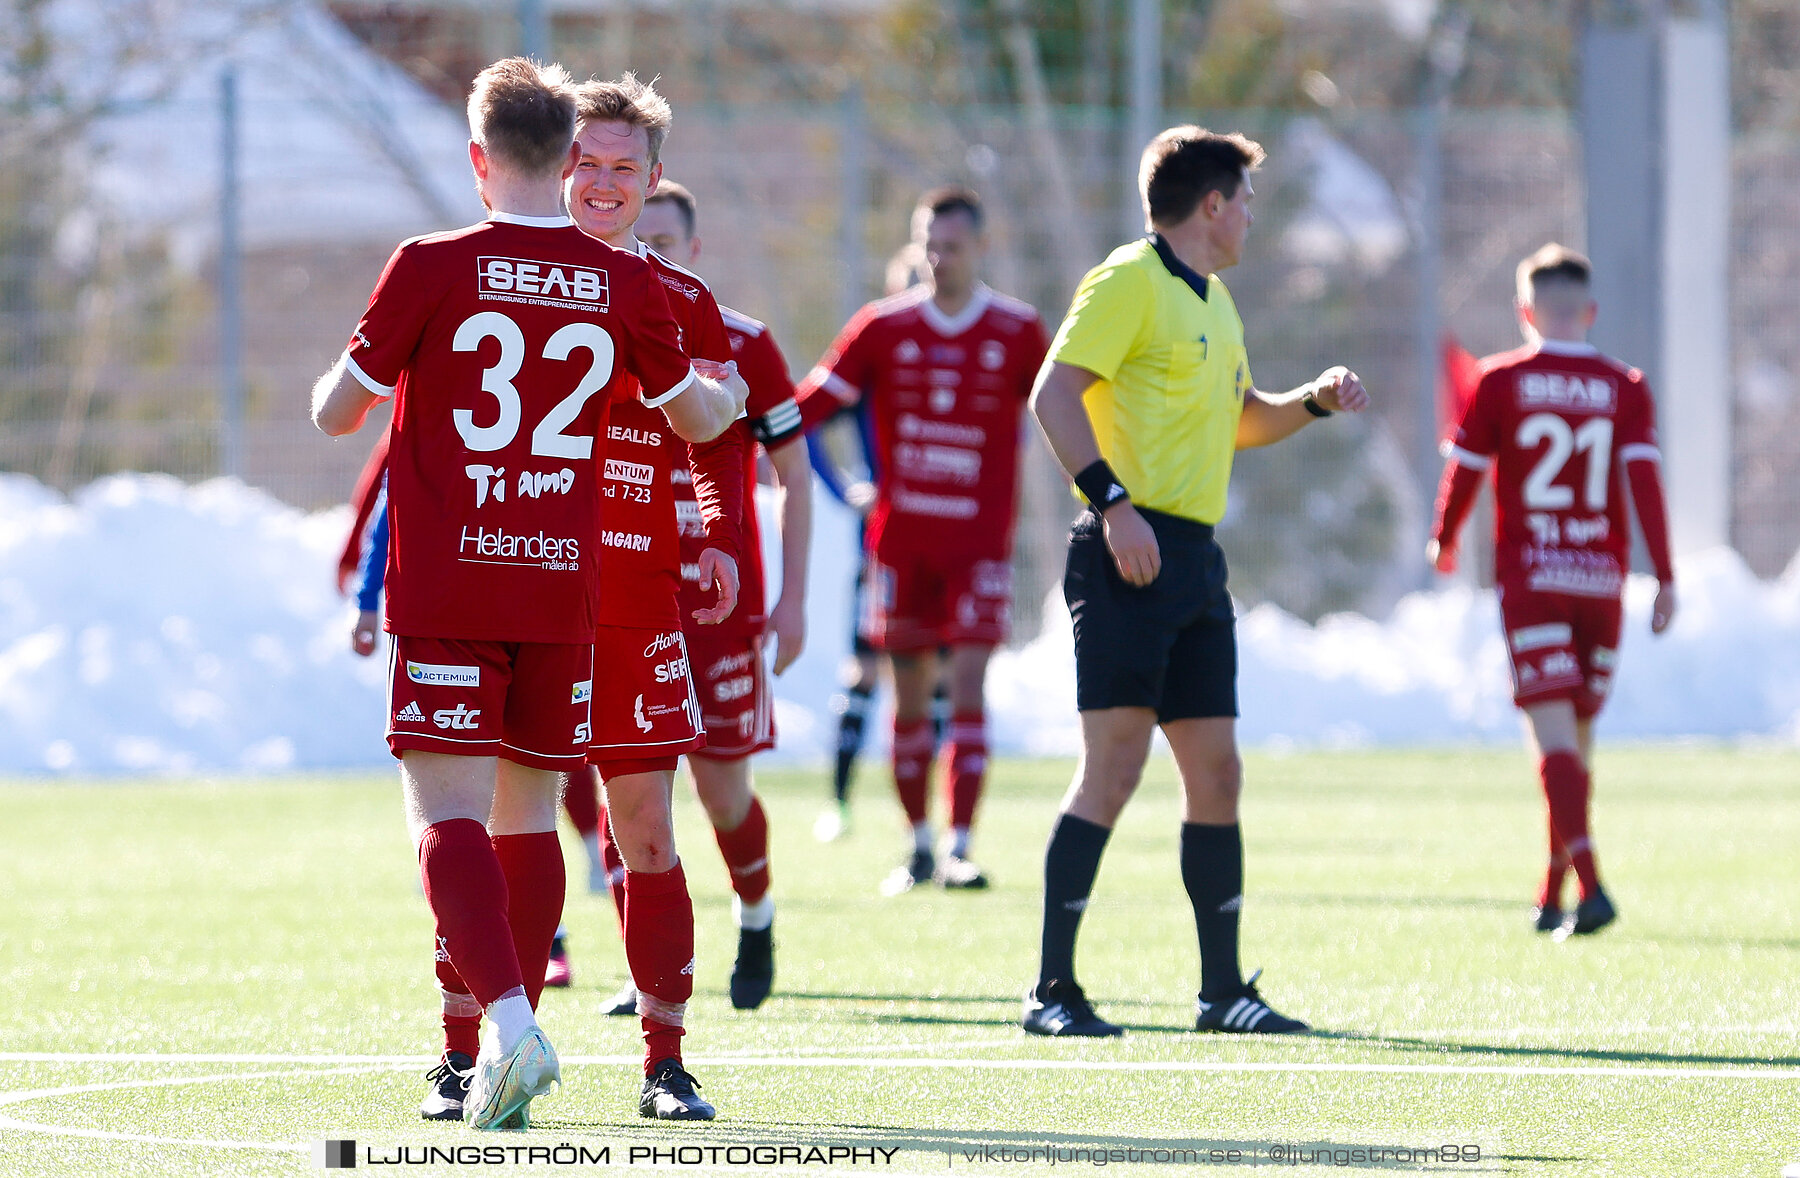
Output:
[{"xmin": 218, "ymin": 64, "xmax": 245, "ymax": 480}]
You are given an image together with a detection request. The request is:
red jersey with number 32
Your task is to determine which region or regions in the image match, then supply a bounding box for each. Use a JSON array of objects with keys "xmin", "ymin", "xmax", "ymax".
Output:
[
  {"xmin": 1448, "ymin": 341, "xmax": 1661, "ymax": 599},
  {"xmin": 801, "ymin": 284, "xmax": 1047, "ymax": 560},
  {"xmin": 675, "ymin": 306, "xmax": 803, "ymax": 637},
  {"xmin": 597, "ymin": 245, "xmax": 731, "ymax": 630},
  {"xmin": 345, "ymin": 216, "xmax": 694, "ymax": 643}
]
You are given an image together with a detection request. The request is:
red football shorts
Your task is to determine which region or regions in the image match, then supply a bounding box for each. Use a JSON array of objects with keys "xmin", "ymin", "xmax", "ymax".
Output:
[
  {"xmin": 588, "ymin": 624, "xmax": 704, "ymax": 760},
  {"xmin": 686, "ymin": 628, "xmax": 776, "ymax": 760},
  {"xmin": 861, "ymin": 549, "xmax": 1012, "ymax": 652},
  {"xmin": 386, "ymin": 635, "xmax": 592, "ymax": 770},
  {"xmin": 1496, "ymin": 583, "xmax": 1624, "ymax": 719}
]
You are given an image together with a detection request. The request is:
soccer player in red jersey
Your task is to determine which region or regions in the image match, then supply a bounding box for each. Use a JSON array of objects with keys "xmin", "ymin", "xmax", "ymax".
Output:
[
  {"xmin": 796, "ymin": 187, "xmax": 1050, "ymax": 893},
  {"xmin": 637, "ymin": 180, "xmax": 812, "ymax": 1011},
  {"xmin": 560, "ymin": 75, "xmax": 748, "ymax": 1121},
  {"xmin": 310, "ymin": 59, "xmax": 736, "ymax": 1131},
  {"xmin": 1429, "ymin": 243, "xmax": 1677, "ymax": 939}
]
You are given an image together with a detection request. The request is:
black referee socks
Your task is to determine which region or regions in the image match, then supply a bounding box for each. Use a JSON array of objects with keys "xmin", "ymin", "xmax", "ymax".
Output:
[
  {"xmin": 1181, "ymin": 822, "xmax": 1245, "ymax": 1001},
  {"xmin": 1037, "ymin": 813, "xmax": 1113, "ymax": 987}
]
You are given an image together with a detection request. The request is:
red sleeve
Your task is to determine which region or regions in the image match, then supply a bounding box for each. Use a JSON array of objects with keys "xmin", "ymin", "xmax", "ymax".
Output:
[
  {"xmin": 1019, "ymin": 313, "xmax": 1051, "ymax": 398},
  {"xmin": 796, "ymin": 305, "xmax": 878, "ymax": 430},
  {"xmin": 344, "ymin": 244, "xmax": 433, "ymax": 395},
  {"xmin": 1431, "ymin": 369, "xmax": 1502, "ymax": 548},
  {"xmin": 686, "ymin": 424, "xmax": 746, "ymax": 562},
  {"xmin": 689, "ymin": 287, "xmax": 732, "ymax": 363},
  {"xmin": 1620, "ymin": 377, "xmax": 1673, "ymax": 582},
  {"xmin": 739, "ymin": 327, "xmax": 802, "ymax": 451},
  {"xmin": 616, "ymin": 261, "xmax": 696, "ymax": 406},
  {"xmin": 1446, "ymin": 368, "xmax": 1504, "ymax": 461},
  {"xmin": 1431, "ymin": 462, "xmax": 1484, "ymax": 551},
  {"xmin": 336, "ymin": 426, "xmax": 391, "ymax": 594}
]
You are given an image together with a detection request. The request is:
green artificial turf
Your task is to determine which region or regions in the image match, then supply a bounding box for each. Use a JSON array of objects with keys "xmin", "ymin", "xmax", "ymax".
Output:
[{"xmin": 1, "ymin": 747, "xmax": 1796, "ymax": 1175}]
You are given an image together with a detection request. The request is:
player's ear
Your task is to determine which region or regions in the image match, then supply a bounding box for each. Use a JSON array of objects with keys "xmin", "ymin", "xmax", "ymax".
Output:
[
  {"xmin": 1582, "ymin": 299, "xmax": 1598, "ymax": 329},
  {"xmin": 468, "ymin": 140, "xmax": 488, "ymax": 181},
  {"xmin": 561, "ymin": 140, "xmax": 580, "ymax": 182},
  {"xmin": 646, "ymin": 161, "xmax": 663, "ymax": 197},
  {"xmin": 689, "ymin": 234, "xmax": 703, "ymax": 265}
]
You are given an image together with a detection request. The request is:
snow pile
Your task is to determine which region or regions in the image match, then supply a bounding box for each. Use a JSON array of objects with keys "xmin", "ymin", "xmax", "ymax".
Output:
[{"xmin": 0, "ymin": 473, "xmax": 1794, "ymax": 776}]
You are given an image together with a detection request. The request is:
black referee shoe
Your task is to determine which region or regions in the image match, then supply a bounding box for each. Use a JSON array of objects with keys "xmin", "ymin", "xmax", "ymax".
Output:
[
  {"xmin": 1021, "ymin": 979, "xmax": 1123, "ymax": 1037},
  {"xmin": 1195, "ymin": 970, "xmax": 1309, "ymax": 1034}
]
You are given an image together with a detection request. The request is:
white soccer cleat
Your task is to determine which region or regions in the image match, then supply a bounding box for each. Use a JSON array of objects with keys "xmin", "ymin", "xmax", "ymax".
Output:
[{"xmin": 462, "ymin": 1025, "xmax": 559, "ymax": 1132}]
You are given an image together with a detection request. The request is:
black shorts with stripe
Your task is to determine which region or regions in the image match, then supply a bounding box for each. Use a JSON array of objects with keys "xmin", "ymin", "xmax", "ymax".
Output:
[{"xmin": 1064, "ymin": 506, "xmax": 1237, "ymax": 722}]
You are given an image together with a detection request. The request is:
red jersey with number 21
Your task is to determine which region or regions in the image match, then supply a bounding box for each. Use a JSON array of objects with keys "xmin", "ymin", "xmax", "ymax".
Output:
[
  {"xmin": 345, "ymin": 215, "xmax": 694, "ymax": 643},
  {"xmin": 1447, "ymin": 341, "xmax": 1661, "ymax": 599}
]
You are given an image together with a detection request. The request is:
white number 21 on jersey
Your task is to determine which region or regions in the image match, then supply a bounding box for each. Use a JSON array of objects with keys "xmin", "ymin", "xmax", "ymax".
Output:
[
  {"xmin": 451, "ymin": 311, "xmax": 616, "ymax": 459},
  {"xmin": 1516, "ymin": 412, "xmax": 1613, "ymax": 511}
]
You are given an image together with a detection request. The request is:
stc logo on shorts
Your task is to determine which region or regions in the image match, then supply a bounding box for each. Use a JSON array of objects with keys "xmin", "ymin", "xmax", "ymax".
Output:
[
  {"xmin": 407, "ymin": 662, "xmax": 480, "ymax": 687},
  {"xmin": 433, "ymin": 704, "xmax": 481, "ymax": 730},
  {"xmin": 465, "ymin": 465, "xmax": 577, "ymax": 509},
  {"xmin": 477, "ymin": 256, "xmax": 608, "ymax": 306}
]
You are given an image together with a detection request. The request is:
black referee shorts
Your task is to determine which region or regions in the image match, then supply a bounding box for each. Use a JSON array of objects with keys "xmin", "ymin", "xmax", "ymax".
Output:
[{"xmin": 1063, "ymin": 505, "xmax": 1237, "ymax": 722}]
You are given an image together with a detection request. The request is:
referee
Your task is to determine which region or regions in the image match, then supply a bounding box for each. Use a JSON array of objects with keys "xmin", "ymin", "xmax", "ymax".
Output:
[{"xmin": 1021, "ymin": 126, "xmax": 1369, "ymax": 1037}]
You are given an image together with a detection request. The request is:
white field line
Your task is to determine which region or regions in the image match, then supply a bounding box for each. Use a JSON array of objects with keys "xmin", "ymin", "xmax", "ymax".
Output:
[{"xmin": 1, "ymin": 1051, "xmax": 1798, "ymax": 1082}]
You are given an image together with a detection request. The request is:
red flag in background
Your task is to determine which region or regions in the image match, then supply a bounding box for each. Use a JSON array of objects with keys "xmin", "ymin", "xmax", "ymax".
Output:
[
  {"xmin": 335, "ymin": 424, "xmax": 390, "ymax": 596},
  {"xmin": 1439, "ymin": 332, "xmax": 1479, "ymax": 446}
]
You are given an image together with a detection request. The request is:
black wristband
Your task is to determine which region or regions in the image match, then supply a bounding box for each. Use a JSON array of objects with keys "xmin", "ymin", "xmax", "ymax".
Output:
[
  {"xmin": 1301, "ymin": 389, "xmax": 1333, "ymax": 418},
  {"xmin": 1074, "ymin": 459, "xmax": 1130, "ymax": 511}
]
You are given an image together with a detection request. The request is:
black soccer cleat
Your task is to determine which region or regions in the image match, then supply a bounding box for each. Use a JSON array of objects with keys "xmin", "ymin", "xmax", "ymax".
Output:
[
  {"xmin": 729, "ymin": 924, "xmax": 775, "ymax": 1010},
  {"xmin": 934, "ymin": 854, "xmax": 990, "ymax": 890},
  {"xmin": 639, "ymin": 1058, "xmax": 716, "ymax": 1120},
  {"xmin": 419, "ymin": 1050, "xmax": 474, "ymax": 1121},
  {"xmin": 1532, "ymin": 905, "xmax": 1565, "ymax": 933},
  {"xmin": 880, "ymin": 849, "xmax": 935, "ymax": 896},
  {"xmin": 1195, "ymin": 970, "xmax": 1310, "ymax": 1034},
  {"xmin": 1021, "ymin": 979, "xmax": 1123, "ymax": 1038},
  {"xmin": 1555, "ymin": 889, "xmax": 1617, "ymax": 940}
]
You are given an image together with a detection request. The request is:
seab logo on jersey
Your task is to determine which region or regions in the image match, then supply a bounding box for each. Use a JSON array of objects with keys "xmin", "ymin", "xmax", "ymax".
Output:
[
  {"xmin": 477, "ymin": 256, "xmax": 608, "ymax": 312},
  {"xmin": 408, "ymin": 661, "xmax": 480, "ymax": 687},
  {"xmin": 1518, "ymin": 371, "xmax": 1615, "ymax": 413}
]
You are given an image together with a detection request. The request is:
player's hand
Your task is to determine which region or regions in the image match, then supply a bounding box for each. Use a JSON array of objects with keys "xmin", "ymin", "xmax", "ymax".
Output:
[
  {"xmin": 1426, "ymin": 538, "xmax": 1457, "ymax": 574},
  {"xmin": 1650, "ymin": 581, "xmax": 1676, "ymax": 635},
  {"xmin": 765, "ymin": 592, "xmax": 807, "ymax": 674},
  {"xmin": 1102, "ymin": 500, "xmax": 1160, "ymax": 586},
  {"xmin": 844, "ymin": 480, "xmax": 877, "ymax": 517},
  {"xmin": 350, "ymin": 610, "xmax": 380, "ymax": 657},
  {"xmin": 691, "ymin": 358, "xmax": 737, "ymax": 382},
  {"xmin": 1312, "ymin": 366, "xmax": 1369, "ymax": 413},
  {"xmin": 694, "ymin": 359, "xmax": 749, "ymax": 419},
  {"xmin": 690, "ymin": 547, "xmax": 740, "ymax": 625}
]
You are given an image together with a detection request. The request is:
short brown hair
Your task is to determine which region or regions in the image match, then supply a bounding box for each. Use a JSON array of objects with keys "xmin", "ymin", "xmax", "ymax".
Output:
[
  {"xmin": 573, "ymin": 73, "xmax": 674, "ymax": 165},
  {"xmin": 915, "ymin": 185, "xmax": 984, "ymax": 232},
  {"xmin": 645, "ymin": 179, "xmax": 698, "ymax": 237},
  {"xmin": 1138, "ymin": 125, "xmax": 1265, "ymax": 229},
  {"xmin": 1516, "ymin": 242, "xmax": 1592, "ymax": 304},
  {"xmin": 466, "ymin": 57, "xmax": 576, "ymax": 175}
]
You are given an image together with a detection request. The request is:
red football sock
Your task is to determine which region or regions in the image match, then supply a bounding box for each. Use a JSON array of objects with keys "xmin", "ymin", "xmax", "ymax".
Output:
[
  {"xmin": 942, "ymin": 711, "xmax": 988, "ymax": 833},
  {"xmin": 417, "ymin": 818, "xmax": 524, "ymax": 1007},
  {"xmin": 712, "ymin": 794, "xmax": 771, "ymax": 905},
  {"xmin": 433, "ymin": 956, "xmax": 482, "ymax": 1058},
  {"xmin": 1538, "ymin": 821, "xmax": 1570, "ymax": 911},
  {"xmin": 562, "ymin": 766, "xmax": 601, "ymax": 838},
  {"xmin": 623, "ymin": 862, "xmax": 694, "ymax": 1073},
  {"xmin": 892, "ymin": 718, "xmax": 934, "ymax": 825},
  {"xmin": 1540, "ymin": 751, "xmax": 1601, "ymax": 900},
  {"xmin": 491, "ymin": 831, "xmax": 565, "ymax": 1009},
  {"xmin": 598, "ymin": 807, "xmax": 627, "ymax": 932}
]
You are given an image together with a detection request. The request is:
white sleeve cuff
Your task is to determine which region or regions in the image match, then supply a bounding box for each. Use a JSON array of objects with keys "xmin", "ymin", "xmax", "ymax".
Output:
[
  {"xmin": 1620, "ymin": 443, "xmax": 1662, "ymax": 463},
  {"xmin": 810, "ymin": 368, "xmax": 859, "ymax": 404},
  {"xmin": 1442, "ymin": 443, "xmax": 1491, "ymax": 471},
  {"xmin": 343, "ymin": 352, "xmax": 395, "ymax": 399},
  {"xmin": 641, "ymin": 365, "xmax": 697, "ymax": 409}
]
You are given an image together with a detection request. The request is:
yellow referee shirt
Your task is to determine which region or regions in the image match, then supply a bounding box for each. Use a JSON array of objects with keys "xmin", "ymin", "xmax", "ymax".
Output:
[{"xmin": 1047, "ymin": 235, "xmax": 1252, "ymax": 525}]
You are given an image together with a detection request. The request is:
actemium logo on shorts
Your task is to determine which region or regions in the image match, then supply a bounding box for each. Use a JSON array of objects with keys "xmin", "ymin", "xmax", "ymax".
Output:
[
  {"xmin": 571, "ymin": 679, "xmax": 592, "ymax": 705},
  {"xmin": 407, "ymin": 662, "xmax": 480, "ymax": 687}
]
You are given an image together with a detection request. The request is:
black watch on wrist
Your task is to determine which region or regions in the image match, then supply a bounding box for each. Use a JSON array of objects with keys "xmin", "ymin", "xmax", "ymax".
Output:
[{"xmin": 1301, "ymin": 389, "xmax": 1333, "ymax": 418}]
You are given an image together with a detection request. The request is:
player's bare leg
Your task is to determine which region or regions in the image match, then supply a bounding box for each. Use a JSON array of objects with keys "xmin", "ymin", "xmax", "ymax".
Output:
[
  {"xmin": 1524, "ymin": 701, "xmax": 1614, "ymax": 938},
  {"xmin": 934, "ymin": 642, "xmax": 995, "ymax": 887},
  {"xmin": 1164, "ymin": 718, "xmax": 1306, "ymax": 1034},
  {"xmin": 1023, "ymin": 706, "xmax": 1154, "ymax": 1036},
  {"xmin": 401, "ymin": 752, "xmax": 558, "ymax": 1129},
  {"xmin": 882, "ymin": 649, "xmax": 943, "ymax": 893},
  {"xmin": 689, "ymin": 754, "xmax": 776, "ymax": 1008},
  {"xmin": 602, "ymin": 769, "xmax": 713, "ymax": 1118}
]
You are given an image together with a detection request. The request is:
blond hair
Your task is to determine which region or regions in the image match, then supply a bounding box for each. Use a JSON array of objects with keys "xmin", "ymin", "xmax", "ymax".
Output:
[
  {"xmin": 466, "ymin": 57, "xmax": 577, "ymax": 175},
  {"xmin": 1515, "ymin": 242, "xmax": 1592, "ymax": 306},
  {"xmin": 572, "ymin": 73, "xmax": 674, "ymax": 164}
]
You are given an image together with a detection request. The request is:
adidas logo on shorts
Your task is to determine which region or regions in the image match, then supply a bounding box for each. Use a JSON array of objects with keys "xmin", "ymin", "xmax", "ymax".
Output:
[{"xmin": 397, "ymin": 701, "xmax": 426, "ymax": 723}]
